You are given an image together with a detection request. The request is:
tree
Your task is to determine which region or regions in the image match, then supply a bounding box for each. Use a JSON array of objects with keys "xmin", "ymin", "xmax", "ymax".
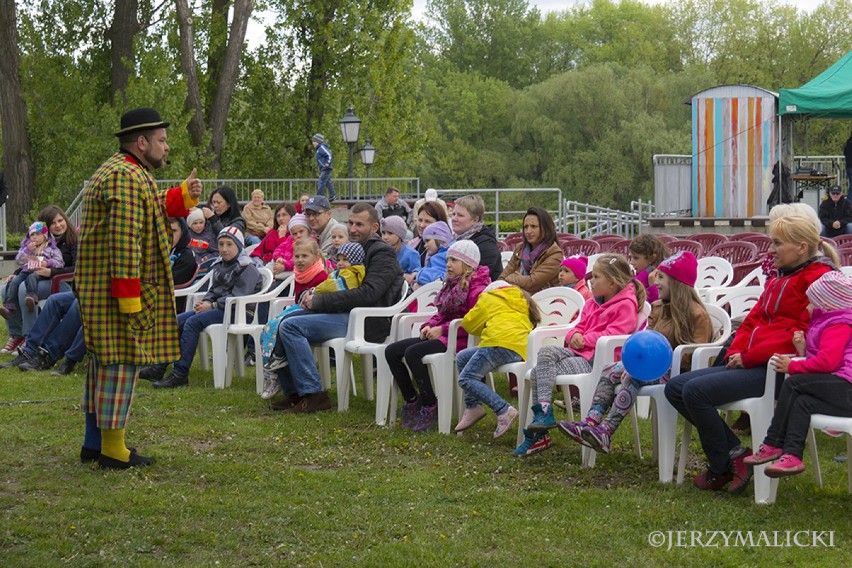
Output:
[
  {"xmin": 0, "ymin": 0, "xmax": 36, "ymax": 232},
  {"xmin": 107, "ymin": 0, "xmax": 141, "ymax": 104}
]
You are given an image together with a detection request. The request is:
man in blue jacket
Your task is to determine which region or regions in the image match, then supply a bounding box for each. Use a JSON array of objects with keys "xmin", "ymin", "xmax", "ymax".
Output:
[{"xmin": 312, "ymin": 133, "xmax": 335, "ymax": 201}]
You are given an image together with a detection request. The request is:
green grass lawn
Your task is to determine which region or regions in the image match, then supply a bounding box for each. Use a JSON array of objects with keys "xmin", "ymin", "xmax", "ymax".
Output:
[{"xmin": 1, "ymin": 349, "xmax": 850, "ymax": 566}]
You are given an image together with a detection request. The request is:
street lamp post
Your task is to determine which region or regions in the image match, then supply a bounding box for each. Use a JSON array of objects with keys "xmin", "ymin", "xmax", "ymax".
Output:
[
  {"xmin": 339, "ymin": 106, "xmax": 361, "ymax": 198},
  {"xmin": 359, "ymin": 138, "xmax": 376, "ymax": 194}
]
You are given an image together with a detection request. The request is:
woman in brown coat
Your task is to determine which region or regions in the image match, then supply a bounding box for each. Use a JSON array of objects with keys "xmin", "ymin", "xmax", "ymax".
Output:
[{"xmin": 498, "ymin": 206, "xmax": 563, "ymax": 294}]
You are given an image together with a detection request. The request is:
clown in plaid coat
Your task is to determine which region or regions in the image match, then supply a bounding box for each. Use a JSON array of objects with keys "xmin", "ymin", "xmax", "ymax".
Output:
[{"xmin": 77, "ymin": 152, "xmax": 198, "ymax": 366}]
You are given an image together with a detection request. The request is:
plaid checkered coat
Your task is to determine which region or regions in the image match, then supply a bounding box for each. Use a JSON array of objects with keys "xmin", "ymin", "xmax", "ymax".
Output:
[{"xmin": 77, "ymin": 151, "xmax": 197, "ymax": 366}]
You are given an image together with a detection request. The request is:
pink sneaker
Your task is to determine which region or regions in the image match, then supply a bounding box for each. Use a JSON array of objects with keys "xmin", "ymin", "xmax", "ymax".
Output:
[
  {"xmin": 743, "ymin": 443, "xmax": 782, "ymax": 465},
  {"xmin": 455, "ymin": 405, "xmax": 487, "ymax": 432},
  {"xmin": 493, "ymin": 406, "xmax": 519, "ymax": 439},
  {"xmin": 765, "ymin": 454, "xmax": 805, "ymax": 478}
]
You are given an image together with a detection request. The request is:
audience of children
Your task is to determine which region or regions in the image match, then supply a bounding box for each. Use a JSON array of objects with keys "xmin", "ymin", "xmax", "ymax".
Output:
[
  {"xmin": 628, "ymin": 234, "xmax": 669, "ymax": 304},
  {"xmin": 559, "ymin": 251, "xmax": 712, "ymax": 454},
  {"xmin": 514, "ymin": 254, "xmax": 646, "ymax": 456},
  {"xmin": 138, "ymin": 227, "xmax": 263, "ymax": 387},
  {"xmin": 382, "ymin": 216, "xmax": 421, "ymax": 274},
  {"xmin": 385, "ymin": 240, "xmax": 491, "ymax": 432},
  {"xmin": 744, "ymin": 270, "xmax": 852, "ymax": 478},
  {"xmin": 454, "ymin": 280, "xmax": 541, "ymax": 438},
  {"xmin": 1, "ymin": 222, "xmax": 65, "ymax": 317},
  {"xmin": 559, "ymin": 255, "xmax": 592, "ymax": 301}
]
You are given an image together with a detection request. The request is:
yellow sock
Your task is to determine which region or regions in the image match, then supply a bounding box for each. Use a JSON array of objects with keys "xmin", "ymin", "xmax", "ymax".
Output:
[{"xmin": 100, "ymin": 428, "xmax": 131, "ymax": 462}]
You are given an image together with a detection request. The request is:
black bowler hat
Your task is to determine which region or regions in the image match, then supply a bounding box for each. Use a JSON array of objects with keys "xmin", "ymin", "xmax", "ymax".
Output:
[{"xmin": 114, "ymin": 107, "xmax": 170, "ymax": 137}]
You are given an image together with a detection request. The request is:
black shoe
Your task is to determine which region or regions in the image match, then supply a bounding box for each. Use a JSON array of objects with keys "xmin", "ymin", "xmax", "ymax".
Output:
[
  {"xmin": 138, "ymin": 365, "xmax": 167, "ymax": 382},
  {"xmin": 18, "ymin": 349, "xmax": 55, "ymax": 372},
  {"xmin": 98, "ymin": 448, "xmax": 156, "ymax": 470},
  {"xmin": 244, "ymin": 353, "xmax": 255, "ymax": 367},
  {"xmin": 0, "ymin": 350, "xmax": 32, "ymax": 369},
  {"xmin": 80, "ymin": 446, "xmax": 100, "ymax": 463},
  {"xmin": 151, "ymin": 371, "xmax": 189, "ymax": 389},
  {"xmin": 52, "ymin": 359, "xmax": 78, "ymax": 376}
]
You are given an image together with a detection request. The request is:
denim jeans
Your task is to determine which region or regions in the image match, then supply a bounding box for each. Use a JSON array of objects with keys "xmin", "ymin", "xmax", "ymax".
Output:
[
  {"xmin": 65, "ymin": 328, "xmax": 86, "ymax": 363},
  {"xmin": 173, "ymin": 308, "xmax": 226, "ymax": 376},
  {"xmin": 764, "ymin": 373, "xmax": 852, "ymax": 459},
  {"xmin": 664, "ymin": 365, "xmax": 768, "ymax": 474},
  {"xmin": 3, "ymin": 277, "xmax": 52, "ymax": 337},
  {"xmin": 24, "ymin": 292, "xmax": 75, "ymax": 361},
  {"xmin": 456, "ymin": 346, "xmax": 521, "ymax": 415},
  {"xmin": 275, "ymin": 312, "xmax": 349, "ymax": 396},
  {"xmin": 317, "ymin": 170, "xmax": 335, "ymax": 199}
]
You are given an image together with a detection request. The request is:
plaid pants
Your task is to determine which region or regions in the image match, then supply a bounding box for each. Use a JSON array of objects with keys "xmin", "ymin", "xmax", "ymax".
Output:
[{"xmin": 82, "ymin": 356, "xmax": 139, "ymax": 430}]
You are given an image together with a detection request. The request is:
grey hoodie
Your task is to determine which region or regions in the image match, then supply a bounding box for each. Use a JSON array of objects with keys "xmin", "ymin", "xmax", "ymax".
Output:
[{"xmin": 203, "ymin": 251, "xmax": 263, "ymax": 309}]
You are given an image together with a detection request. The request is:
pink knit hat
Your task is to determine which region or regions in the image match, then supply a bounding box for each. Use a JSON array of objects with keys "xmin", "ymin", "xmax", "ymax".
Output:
[
  {"xmin": 560, "ymin": 255, "xmax": 588, "ymax": 279},
  {"xmin": 288, "ymin": 213, "xmax": 309, "ymax": 232},
  {"xmin": 447, "ymin": 240, "xmax": 480, "ymax": 269},
  {"xmin": 656, "ymin": 251, "xmax": 698, "ymax": 287},
  {"xmin": 807, "ymin": 271, "xmax": 852, "ymax": 311}
]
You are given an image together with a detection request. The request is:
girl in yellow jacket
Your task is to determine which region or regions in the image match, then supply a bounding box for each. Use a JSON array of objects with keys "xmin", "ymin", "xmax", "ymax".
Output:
[{"xmin": 454, "ymin": 282, "xmax": 542, "ymax": 438}]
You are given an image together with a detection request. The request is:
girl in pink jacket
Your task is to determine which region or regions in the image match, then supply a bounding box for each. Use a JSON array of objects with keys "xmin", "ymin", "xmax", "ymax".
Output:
[
  {"xmin": 384, "ymin": 240, "xmax": 491, "ymax": 433},
  {"xmin": 745, "ymin": 271, "xmax": 852, "ymax": 478},
  {"xmin": 515, "ymin": 254, "xmax": 645, "ymax": 455}
]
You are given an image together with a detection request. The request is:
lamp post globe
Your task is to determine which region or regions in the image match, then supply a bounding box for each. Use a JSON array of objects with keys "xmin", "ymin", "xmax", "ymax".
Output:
[{"xmin": 339, "ymin": 106, "xmax": 361, "ymax": 198}]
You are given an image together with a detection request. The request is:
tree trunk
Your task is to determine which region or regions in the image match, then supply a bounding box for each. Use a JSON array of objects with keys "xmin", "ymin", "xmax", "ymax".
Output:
[
  {"xmin": 206, "ymin": 0, "xmax": 252, "ymax": 173},
  {"xmin": 0, "ymin": 0, "xmax": 35, "ymax": 233},
  {"xmin": 205, "ymin": 0, "xmax": 230, "ymax": 124},
  {"xmin": 107, "ymin": 0, "xmax": 140, "ymax": 105},
  {"xmin": 175, "ymin": 0, "xmax": 206, "ymax": 146}
]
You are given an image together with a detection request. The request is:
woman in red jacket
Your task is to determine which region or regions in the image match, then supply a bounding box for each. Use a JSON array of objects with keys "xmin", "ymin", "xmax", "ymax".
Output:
[
  {"xmin": 665, "ymin": 215, "xmax": 840, "ymax": 496},
  {"xmin": 251, "ymin": 203, "xmax": 295, "ymax": 264}
]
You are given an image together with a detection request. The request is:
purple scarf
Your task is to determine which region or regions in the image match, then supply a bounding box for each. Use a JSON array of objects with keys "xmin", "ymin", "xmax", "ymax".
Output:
[
  {"xmin": 520, "ymin": 241, "xmax": 551, "ymax": 275},
  {"xmin": 454, "ymin": 221, "xmax": 484, "ymax": 242},
  {"xmin": 434, "ymin": 274, "xmax": 468, "ymax": 314}
]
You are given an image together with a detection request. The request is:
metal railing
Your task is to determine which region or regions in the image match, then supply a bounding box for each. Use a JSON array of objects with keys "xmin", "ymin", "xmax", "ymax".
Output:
[
  {"xmin": 67, "ymin": 176, "xmax": 420, "ymax": 228},
  {"xmin": 432, "ymin": 188, "xmax": 564, "ymax": 239},
  {"xmin": 561, "ymin": 199, "xmax": 655, "ymax": 239}
]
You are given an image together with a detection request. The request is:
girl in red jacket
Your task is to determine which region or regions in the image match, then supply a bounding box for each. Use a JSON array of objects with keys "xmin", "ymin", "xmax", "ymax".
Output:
[{"xmin": 665, "ymin": 215, "xmax": 840, "ymax": 496}]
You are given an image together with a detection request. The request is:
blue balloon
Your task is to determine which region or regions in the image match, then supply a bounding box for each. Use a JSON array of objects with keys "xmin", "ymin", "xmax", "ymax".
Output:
[{"xmin": 621, "ymin": 330, "xmax": 673, "ymax": 382}]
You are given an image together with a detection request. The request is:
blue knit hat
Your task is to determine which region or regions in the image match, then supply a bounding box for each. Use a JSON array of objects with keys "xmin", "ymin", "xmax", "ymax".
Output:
[{"xmin": 217, "ymin": 226, "xmax": 245, "ymax": 251}]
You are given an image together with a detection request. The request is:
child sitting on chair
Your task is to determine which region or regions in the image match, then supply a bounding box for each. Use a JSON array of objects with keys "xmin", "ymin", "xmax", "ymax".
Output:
[
  {"xmin": 559, "ymin": 255, "xmax": 592, "ymax": 302},
  {"xmin": 745, "ymin": 271, "xmax": 852, "ymax": 478},
  {"xmin": 1, "ymin": 221, "xmax": 65, "ymax": 317},
  {"xmin": 139, "ymin": 227, "xmax": 263, "ymax": 388}
]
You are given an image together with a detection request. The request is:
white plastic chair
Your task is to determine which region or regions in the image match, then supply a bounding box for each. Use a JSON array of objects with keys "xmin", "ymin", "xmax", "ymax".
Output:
[
  {"xmin": 339, "ymin": 280, "xmax": 441, "ymax": 425},
  {"xmin": 175, "ymin": 271, "xmax": 213, "ymax": 306},
  {"xmin": 700, "ymin": 267, "xmax": 766, "ymax": 301},
  {"xmin": 702, "ymin": 285, "xmax": 763, "ymax": 321},
  {"xmin": 806, "ymin": 415, "xmax": 852, "ymax": 494},
  {"xmin": 197, "ymin": 267, "xmax": 274, "ymax": 389},
  {"xmin": 223, "ymin": 274, "xmax": 294, "ymax": 393},
  {"xmin": 517, "ymin": 302, "xmax": 652, "ymax": 467},
  {"xmin": 675, "ymin": 347, "xmax": 781, "ymax": 504},
  {"xmin": 696, "ymin": 256, "xmax": 734, "ymax": 288},
  {"xmin": 631, "ymin": 303, "xmax": 731, "ymax": 483}
]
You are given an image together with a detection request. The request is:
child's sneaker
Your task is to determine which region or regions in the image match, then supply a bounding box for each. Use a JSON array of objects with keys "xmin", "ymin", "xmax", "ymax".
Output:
[
  {"xmin": 265, "ymin": 353, "xmax": 288, "ymax": 371},
  {"xmin": 557, "ymin": 420, "xmax": 594, "ymax": 448},
  {"xmin": 765, "ymin": 454, "xmax": 805, "ymax": 478},
  {"xmin": 493, "ymin": 406, "xmax": 519, "ymax": 439},
  {"xmin": 24, "ymin": 295, "xmax": 37, "ymax": 312},
  {"xmin": 822, "ymin": 429, "xmax": 844, "ymax": 438},
  {"xmin": 0, "ymin": 336, "xmax": 25, "ymax": 353},
  {"xmin": 582, "ymin": 423, "xmax": 612, "ymax": 453},
  {"xmin": 744, "ymin": 443, "xmax": 782, "ymax": 465},
  {"xmin": 512, "ymin": 429, "xmax": 552, "ymax": 457},
  {"xmin": 455, "ymin": 405, "xmax": 486, "ymax": 432},
  {"xmin": 260, "ymin": 373, "xmax": 281, "ymax": 400},
  {"xmin": 413, "ymin": 404, "xmax": 438, "ymax": 433},
  {"xmin": 528, "ymin": 403, "xmax": 556, "ymax": 431},
  {"xmin": 401, "ymin": 400, "xmax": 420, "ymax": 429}
]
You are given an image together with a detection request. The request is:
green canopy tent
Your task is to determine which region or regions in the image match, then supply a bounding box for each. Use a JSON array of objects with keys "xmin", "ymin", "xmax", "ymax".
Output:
[{"xmin": 774, "ymin": 50, "xmax": 852, "ymax": 206}]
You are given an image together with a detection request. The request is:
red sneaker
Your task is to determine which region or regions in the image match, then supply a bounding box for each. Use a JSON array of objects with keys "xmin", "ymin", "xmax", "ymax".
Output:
[
  {"xmin": 1, "ymin": 336, "xmax": 25, "ymax": 354},
  {"xmin": 727, "ymin": 448, "xmax": 754, "ymax": 495},
  {"xmin": 693, "ymin": 469, "xmax": 733, "ymax": 491}
]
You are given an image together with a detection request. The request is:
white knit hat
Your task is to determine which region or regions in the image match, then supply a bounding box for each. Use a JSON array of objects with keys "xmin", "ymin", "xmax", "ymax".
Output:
[
  {"xmin": 447, "ymin": 240, "xmax": 480, "ymax": 269},
  {"xmin": 187, "ymin": 208, "xmax": 204, "ymax": 227}
]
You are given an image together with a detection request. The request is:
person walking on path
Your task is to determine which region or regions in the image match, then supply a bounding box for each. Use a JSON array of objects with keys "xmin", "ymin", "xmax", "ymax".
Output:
[
  {"xmin": 76, "ymin": 107, "xmax": 202, "ymax": 469},
  {"xmin": 312, "ymin": 133, "xmax": 335, "ymax": 201}
]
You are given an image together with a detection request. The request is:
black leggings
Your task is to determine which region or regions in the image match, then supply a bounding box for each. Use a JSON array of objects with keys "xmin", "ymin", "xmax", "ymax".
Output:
[
  {"xmin": 765, "ymin": 373, "xmax": 852, "ymax": 459},
  {"xmin": 384, "ymin": 337, "xmax": 445, "ymax": 406}
]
